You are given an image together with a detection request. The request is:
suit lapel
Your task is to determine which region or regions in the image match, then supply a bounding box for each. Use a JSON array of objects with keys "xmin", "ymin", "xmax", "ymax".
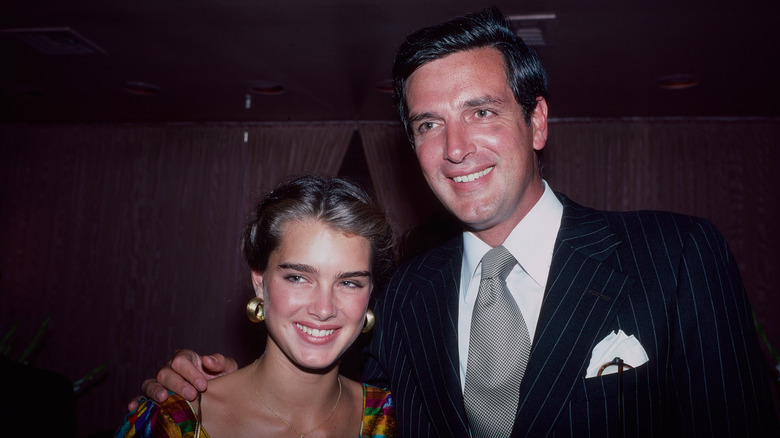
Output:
[
  {"xmin": 513, "ymin": 195, "xmax": 635, "ymax": 437},
  {"xmin": 398, "ymin": 237, "xmax": 471, "ymax": 436}
]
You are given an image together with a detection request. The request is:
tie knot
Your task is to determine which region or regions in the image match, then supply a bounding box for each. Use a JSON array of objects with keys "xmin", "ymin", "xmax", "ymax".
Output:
[{"xmin": 480, "ymin": 245, "xmax": 516, "ymax": 281}]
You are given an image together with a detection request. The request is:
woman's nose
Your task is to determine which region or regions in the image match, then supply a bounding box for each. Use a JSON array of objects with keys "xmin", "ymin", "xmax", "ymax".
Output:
[{"xmin": 308, "ymin": 288, "xmax": 337, "ymax": 320}]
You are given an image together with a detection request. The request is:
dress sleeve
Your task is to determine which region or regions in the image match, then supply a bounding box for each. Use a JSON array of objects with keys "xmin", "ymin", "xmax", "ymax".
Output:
[
  {"xmin": 360, "ymin": 384, "xmax": 396, "ymax": 438},
  {"xmin": 115, "ymin": 394, "xmax": 204, "ymax": 438}
]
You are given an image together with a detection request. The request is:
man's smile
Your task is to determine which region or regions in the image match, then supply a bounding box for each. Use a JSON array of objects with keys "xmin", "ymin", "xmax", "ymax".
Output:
[{"xmin": 452, "ymin": 166, "xmax": 494, "ymax": 183}]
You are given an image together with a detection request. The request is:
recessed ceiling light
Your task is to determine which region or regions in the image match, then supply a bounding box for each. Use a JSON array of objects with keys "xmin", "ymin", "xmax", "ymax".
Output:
[
  {"xmin": 123, "ymin": 81, "xmax": 160, "ymax": 96},
  {"xmin": 375, "ymin": 79, "xmax": 393, "ymax": 94},
  {"xmin": 0, "ymin": 27, "xmax": 107, "ymax": 55},
  {"xmin": 248, "ymin": 82, "xmax": 285, "ymax": 95},
  {"xmin": 508, "ymin": 13, "xmax": 557, "ymax": 47},
  {"xmin": 658, "ymin": 74, "xmax": 699, "ymax": 90}
]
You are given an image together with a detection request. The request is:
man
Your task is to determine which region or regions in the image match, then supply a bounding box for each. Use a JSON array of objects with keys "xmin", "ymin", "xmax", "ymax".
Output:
[{"xmin": 138, "ymin": 7, "xmax": 778, "ymax": 437}]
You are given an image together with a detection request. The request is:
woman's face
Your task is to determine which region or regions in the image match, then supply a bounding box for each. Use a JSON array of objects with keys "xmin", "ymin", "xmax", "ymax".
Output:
[{"xmin": 252, "ymin": 219, "xmax": 372, "ymax": 371}]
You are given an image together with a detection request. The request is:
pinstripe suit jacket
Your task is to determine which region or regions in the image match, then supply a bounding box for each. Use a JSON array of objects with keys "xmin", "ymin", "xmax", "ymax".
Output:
[{"xmin": 363, "ymin": 194, "xmax": 778, "ymax": 437}]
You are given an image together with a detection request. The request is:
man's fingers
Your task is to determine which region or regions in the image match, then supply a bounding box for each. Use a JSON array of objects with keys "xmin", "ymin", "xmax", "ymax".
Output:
[
  {"xmin": 169, "ymin": 350, "xmax": 207, "ymax": 391},
  {"xmin": 157, "ymin": 362, "xmax": 200, "ymax": 400},
  {"xmin": 141, "ymin": 378, "xmax": 172, "ymax": 403},
  {"xmin": 126, "ymin": 395, "xmax": 143, "ymax": 412},
  {"xmin": 203, "ymin": 353, "xmax": 239, "ymax": 375},
  {"xmin": 131, "ymin": 349, "xmax": 239, "ymax": 409}
]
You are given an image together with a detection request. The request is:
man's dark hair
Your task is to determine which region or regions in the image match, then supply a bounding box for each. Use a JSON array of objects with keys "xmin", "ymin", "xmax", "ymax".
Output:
[{"xmin": 392, "ymin": 7, "xmax": 549, "ymax": 145}]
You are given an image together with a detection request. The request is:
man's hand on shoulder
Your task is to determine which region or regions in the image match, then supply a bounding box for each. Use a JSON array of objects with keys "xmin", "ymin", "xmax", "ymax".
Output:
[{"xmin": 126, "ymin": 349, "xmax": 238, "ymax": 411}]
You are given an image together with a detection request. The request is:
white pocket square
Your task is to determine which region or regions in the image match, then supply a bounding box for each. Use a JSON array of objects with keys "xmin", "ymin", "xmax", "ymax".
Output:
[{"xmin": 586, "ymin": 330, "xmax": 649, "ymax": 378}]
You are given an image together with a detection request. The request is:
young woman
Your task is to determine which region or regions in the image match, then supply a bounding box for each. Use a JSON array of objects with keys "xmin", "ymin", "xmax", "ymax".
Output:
[{"xmin": 117, "ymin": 175, "xmax": 395, "ymax": 437}]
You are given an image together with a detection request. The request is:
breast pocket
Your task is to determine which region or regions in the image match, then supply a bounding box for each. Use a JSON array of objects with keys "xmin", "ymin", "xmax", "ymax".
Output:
[
  {"xmin": 577, "ymin": 363, "xmax": 645, "ymax": 402},
  {"xmin": 558, "ymin": 364, "xmax": 655, "ymax": 437}
]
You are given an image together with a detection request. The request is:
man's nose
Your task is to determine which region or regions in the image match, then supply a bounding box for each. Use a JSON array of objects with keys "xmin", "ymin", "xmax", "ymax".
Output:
[{"xmin": 443, "ymin": 121, "xmax": 475, "ymax": 163}]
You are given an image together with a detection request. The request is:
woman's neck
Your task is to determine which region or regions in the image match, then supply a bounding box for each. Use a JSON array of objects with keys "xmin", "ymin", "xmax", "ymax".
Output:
[{"xmin": 252, "ymin": 354, "xmax": 342, "ymax": 406}]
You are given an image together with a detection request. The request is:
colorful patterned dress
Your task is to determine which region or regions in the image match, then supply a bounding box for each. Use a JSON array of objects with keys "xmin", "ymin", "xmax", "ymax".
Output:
[{"xmin": 116, "ymin": 383, "xmax": 395, "ymax": 437}]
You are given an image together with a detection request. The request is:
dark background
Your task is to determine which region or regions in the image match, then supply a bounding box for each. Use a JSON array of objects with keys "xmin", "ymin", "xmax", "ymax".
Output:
[{"xmin": 1, "ymin": 1, "xmax": 778, "ymax": 436}]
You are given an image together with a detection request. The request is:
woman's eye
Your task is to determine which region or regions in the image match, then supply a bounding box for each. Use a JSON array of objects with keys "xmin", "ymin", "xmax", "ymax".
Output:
[
  {"xmin": 285, "ymin": 275, "xmax": 304, "ymax": 283},
  {"xmin": 341, "ymin": 280, "xmax": 365, "ymax": 288}
]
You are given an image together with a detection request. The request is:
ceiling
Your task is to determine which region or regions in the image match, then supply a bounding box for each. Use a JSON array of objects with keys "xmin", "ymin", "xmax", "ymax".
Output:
[{"xmin": 2, "ymin": 0, "xmax": 779, "ymax": 124}]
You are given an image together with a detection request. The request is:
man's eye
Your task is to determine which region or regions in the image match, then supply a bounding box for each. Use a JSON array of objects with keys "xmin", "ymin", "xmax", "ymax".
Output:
[
  {"xmin": 418, "ymin": 121, "xmax": 434, "ymax": 133},
  {"xmin": 476, "ymin": 109, "xmax": 491, "ymax": 117}
]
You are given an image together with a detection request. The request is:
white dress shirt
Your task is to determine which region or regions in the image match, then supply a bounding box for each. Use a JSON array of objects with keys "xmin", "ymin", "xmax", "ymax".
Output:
[{"xmin": 458, "ymin": 180, "xmax": 563, "ymax": 389}]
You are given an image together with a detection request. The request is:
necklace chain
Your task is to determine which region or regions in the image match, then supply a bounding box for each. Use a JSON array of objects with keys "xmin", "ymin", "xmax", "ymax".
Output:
[{"xmin": 250, "ymin": 360, "xmax": 342, "ymax": 438}]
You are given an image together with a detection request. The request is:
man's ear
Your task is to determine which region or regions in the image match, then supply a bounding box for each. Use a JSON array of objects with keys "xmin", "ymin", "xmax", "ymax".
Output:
[
  {"xmin": 531, "ymin": 97, "xmax": 549, "ymax": 151},
  {"xmin": 251, "ymin": 270, "xmax": 265, "ymax": 300}
]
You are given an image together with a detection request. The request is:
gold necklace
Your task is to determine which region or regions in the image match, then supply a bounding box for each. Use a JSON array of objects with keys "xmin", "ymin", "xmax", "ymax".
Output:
[{"xmin": 249, "ymin": 360, "xmax": 342, "ymax": 438}]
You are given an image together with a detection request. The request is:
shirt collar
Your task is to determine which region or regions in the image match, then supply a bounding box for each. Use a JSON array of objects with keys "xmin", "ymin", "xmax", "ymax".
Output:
[{"xmin": 461, "ymin": 180, "xmax": 563, "ymax": 295}]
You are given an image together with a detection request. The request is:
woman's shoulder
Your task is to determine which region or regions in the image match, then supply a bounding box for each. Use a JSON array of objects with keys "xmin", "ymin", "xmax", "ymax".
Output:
[
  {"xmin": 360, "ymin": 383, "xmax": 395, "ymax": 437},
  {"xmin": 115, "ymin": 393, "xmax": 207, "ymax": 438}
]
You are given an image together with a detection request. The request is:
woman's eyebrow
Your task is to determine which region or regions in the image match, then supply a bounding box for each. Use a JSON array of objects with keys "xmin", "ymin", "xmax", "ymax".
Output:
[
  {"xmin": 278, "ymin": 262, "xmax": 317, "ymax": 273},
  {"xmin": 338, "ymin": 270, "xmax": 371, "ymax": 279}
]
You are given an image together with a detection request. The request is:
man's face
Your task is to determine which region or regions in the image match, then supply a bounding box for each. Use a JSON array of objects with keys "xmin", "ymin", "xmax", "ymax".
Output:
[{"xmin": 405, "ymin": 47, "xmax": 548, "ymax": 245}]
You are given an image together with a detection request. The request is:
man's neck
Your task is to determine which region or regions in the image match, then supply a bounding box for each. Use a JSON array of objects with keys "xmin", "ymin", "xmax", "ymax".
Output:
[{"xmin": 469, "ymin": 181, "xmax": 545, "ymax": 247}]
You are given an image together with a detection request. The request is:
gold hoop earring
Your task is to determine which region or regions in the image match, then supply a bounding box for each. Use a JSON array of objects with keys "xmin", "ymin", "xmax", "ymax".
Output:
[
  {"xmin": 246, "ymin": 297, "xmax": 265, "ymax": 323},
  {"xmin": 361, "ymin": 309, "xmax": 375, "ymax": 333}
]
